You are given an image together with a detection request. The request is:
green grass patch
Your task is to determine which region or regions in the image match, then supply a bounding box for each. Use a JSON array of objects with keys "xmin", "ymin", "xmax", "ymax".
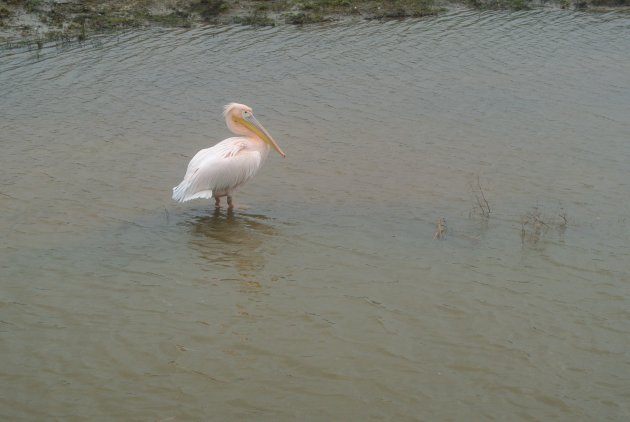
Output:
[
  {"xmin": 233, "ymin": 10, "xmax": 276, "ymax": 26},
  {"xmin": 284, "ymin": 12, "xmax": 328, "ymax": 24},
  {"xmin": 0, "ymin": 6, "xmax": 13, "ymax": 21},
  {"xmin": 148, "ymin": 11, "xmax": 192, "ymax": 27},
  {"xmin": 189, "ymin": 0, "xmax": 230, "ymax": 21},
  {"xmin": 464, "ymin": 0, "xmax": 531, "ymax": 9}
]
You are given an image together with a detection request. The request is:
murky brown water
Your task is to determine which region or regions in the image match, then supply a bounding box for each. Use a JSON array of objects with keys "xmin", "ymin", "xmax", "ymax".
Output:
[{"xmin": 2, "ymin": 8, "xmax": 630, "ymax": 421}]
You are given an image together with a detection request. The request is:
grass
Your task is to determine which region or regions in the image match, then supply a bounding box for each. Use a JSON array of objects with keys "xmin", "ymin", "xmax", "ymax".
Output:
[
  {"xmin": 147, "ymin": 11, "xmax": 193, "ymax": 27},
  {"xmin": 279, "ymin": 0, "xmax": 443, "ymax": 24},
  {"xmin": 464, "ymin": 0, "xmax": 531, "ymax": 10},
  {"xmin": 520, "ymin": 205, "xmax": 567, "ymax": 246},
  {"xmin": 233, "ymin": 11, "xmax": 276, "ymax": 26},
  {"xmin": 2, "ymin": 0, "xmax": 629, "ymax": 46},
  {"xmin": 463, "ymin": 175, "xmax": 572, "ymax": 246},
  {"xmin": 189, "ymin": 0, "xmax": 230, "ymax": 21},
  {"xmin": 434, "ymin": 217, "xmax": 448, "ymax": 240},
  {"xmin": 240, "ymin": 2, "xmax": 279, "ymax": 25}
]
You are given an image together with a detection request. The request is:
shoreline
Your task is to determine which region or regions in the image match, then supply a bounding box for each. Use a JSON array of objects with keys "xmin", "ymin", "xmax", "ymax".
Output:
[{"xmin": 1, "ymin": 0, "xmax": 629, "ymax": 47}]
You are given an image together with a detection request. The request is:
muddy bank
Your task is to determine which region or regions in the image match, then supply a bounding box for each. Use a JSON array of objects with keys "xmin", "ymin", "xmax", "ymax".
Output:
[{"xmin": 1, "ymin": 0, "xmax": 628, "ymax": 46}]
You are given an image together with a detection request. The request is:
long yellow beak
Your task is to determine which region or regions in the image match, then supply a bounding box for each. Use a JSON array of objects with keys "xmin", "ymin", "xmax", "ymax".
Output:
[{"xmin": 238, "ymin": 114, "xmax": 286, "ymax": 158}]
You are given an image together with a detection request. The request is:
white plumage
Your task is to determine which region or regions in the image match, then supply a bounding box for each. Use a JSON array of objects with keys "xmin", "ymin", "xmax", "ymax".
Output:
[
  {"xmin": 172, "ymin": 137, "xmax": 265, "ymax": 202},
  {"xmin": 172, "ymin": 103, "xmax": 285, "ymax": 209}
]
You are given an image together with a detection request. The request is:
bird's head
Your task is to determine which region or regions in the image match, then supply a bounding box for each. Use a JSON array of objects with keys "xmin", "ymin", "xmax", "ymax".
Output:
[{"xmin": 224, "ymin": 103, "xmax": 286, "ymax": 158}]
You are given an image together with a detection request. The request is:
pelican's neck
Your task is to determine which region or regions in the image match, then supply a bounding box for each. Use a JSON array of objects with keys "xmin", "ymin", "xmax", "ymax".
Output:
[
  {"xmin": 256, "ymin": 138, "xmax": 271, "ymax": 158},
  {"xmin": 230, "ymin": 135, "xmax": 270, "ymax": 158}
]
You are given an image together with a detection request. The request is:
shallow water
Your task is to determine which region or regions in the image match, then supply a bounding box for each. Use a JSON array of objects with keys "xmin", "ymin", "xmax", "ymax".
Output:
[{"xmin": 1, "ymin": 8, "xmax": 630, "ymax": 421}]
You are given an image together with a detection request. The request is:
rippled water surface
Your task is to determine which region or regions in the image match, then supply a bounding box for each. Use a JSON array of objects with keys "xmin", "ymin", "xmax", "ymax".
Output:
[{"xmin": 2, "ymin": 8, "xmax": 630, "ymax": 421}]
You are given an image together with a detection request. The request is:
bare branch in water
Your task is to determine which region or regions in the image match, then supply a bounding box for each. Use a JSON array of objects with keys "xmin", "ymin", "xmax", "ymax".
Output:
[{"xmin": 470, "ymin": 175, "xmax": 491, "ymax": 219}]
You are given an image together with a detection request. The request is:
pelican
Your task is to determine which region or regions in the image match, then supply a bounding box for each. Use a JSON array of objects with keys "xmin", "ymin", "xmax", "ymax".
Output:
[{"xmin": 172, "ymin": 103, "xmax": 286, "ymax": 209}]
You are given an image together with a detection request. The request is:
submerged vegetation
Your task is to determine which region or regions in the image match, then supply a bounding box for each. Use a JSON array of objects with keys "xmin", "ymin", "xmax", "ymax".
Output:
[
  {"xmin": 1, "ymin": 0, "xmax": 628, "ymax": 45},
  {"xmin": 460, "ymin": 175, "xmax": 569, "ymax": 246},
  {"xmin": 520, "ymin": 205, "xmax": 568, "ymax": 246}
]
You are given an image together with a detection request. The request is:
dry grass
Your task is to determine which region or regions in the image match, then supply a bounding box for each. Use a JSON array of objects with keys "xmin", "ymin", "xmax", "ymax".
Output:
[
  {"xmin": 520, "ymin": 205, "xmax": 567, "ymax": 245},
  {"xmin": 434, "ymin": 217, "xmax": 447, "ymax": 239}
]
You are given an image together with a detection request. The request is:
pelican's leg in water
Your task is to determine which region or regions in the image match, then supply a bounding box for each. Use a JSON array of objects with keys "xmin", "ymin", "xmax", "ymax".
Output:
[
  {"xmin": 214, "ymin": 197, "xmax": 220, "ymax": 208},
  {"xmin": 227, "ymin": 196, "xmax": 234, "ymax": 209}
]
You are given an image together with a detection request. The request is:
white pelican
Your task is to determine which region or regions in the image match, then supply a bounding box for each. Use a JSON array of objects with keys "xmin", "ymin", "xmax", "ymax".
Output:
[{"xmin": 172, "ymin": 103, "xmax": 286, "ymax": 209}]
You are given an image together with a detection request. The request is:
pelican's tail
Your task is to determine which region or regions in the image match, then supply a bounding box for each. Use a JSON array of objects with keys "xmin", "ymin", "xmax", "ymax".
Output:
[{"xmin": 172, "ymin": 180, "xmax": 213, "ymax": 203}]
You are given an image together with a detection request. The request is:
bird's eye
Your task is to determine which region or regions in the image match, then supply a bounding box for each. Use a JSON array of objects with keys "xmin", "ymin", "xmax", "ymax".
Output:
[{"xmin": 243, "ymin": 111, "xmax": 252, "ymax": 118}]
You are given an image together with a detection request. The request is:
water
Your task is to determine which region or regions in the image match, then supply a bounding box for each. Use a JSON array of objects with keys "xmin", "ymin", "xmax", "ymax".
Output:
[{"xmin": 1, "ymin": 8, "xmax": 630, "ymax": 421}]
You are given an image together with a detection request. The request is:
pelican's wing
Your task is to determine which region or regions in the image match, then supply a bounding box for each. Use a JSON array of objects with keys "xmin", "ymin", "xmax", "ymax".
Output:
[{"xmin": 172, "ymin": 138, "xmax": 262, "ymax": 202}]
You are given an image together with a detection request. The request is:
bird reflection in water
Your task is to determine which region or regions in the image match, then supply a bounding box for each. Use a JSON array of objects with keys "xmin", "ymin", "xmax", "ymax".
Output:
[{"xmin": 187, "ymin": 208, "xmax": 277, "ymax": 284}]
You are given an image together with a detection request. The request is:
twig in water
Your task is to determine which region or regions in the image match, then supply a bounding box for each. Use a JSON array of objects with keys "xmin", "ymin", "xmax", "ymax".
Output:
[{"xmin": 470, "ymin": 175, "xmax": 491, "ymax": 219}]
